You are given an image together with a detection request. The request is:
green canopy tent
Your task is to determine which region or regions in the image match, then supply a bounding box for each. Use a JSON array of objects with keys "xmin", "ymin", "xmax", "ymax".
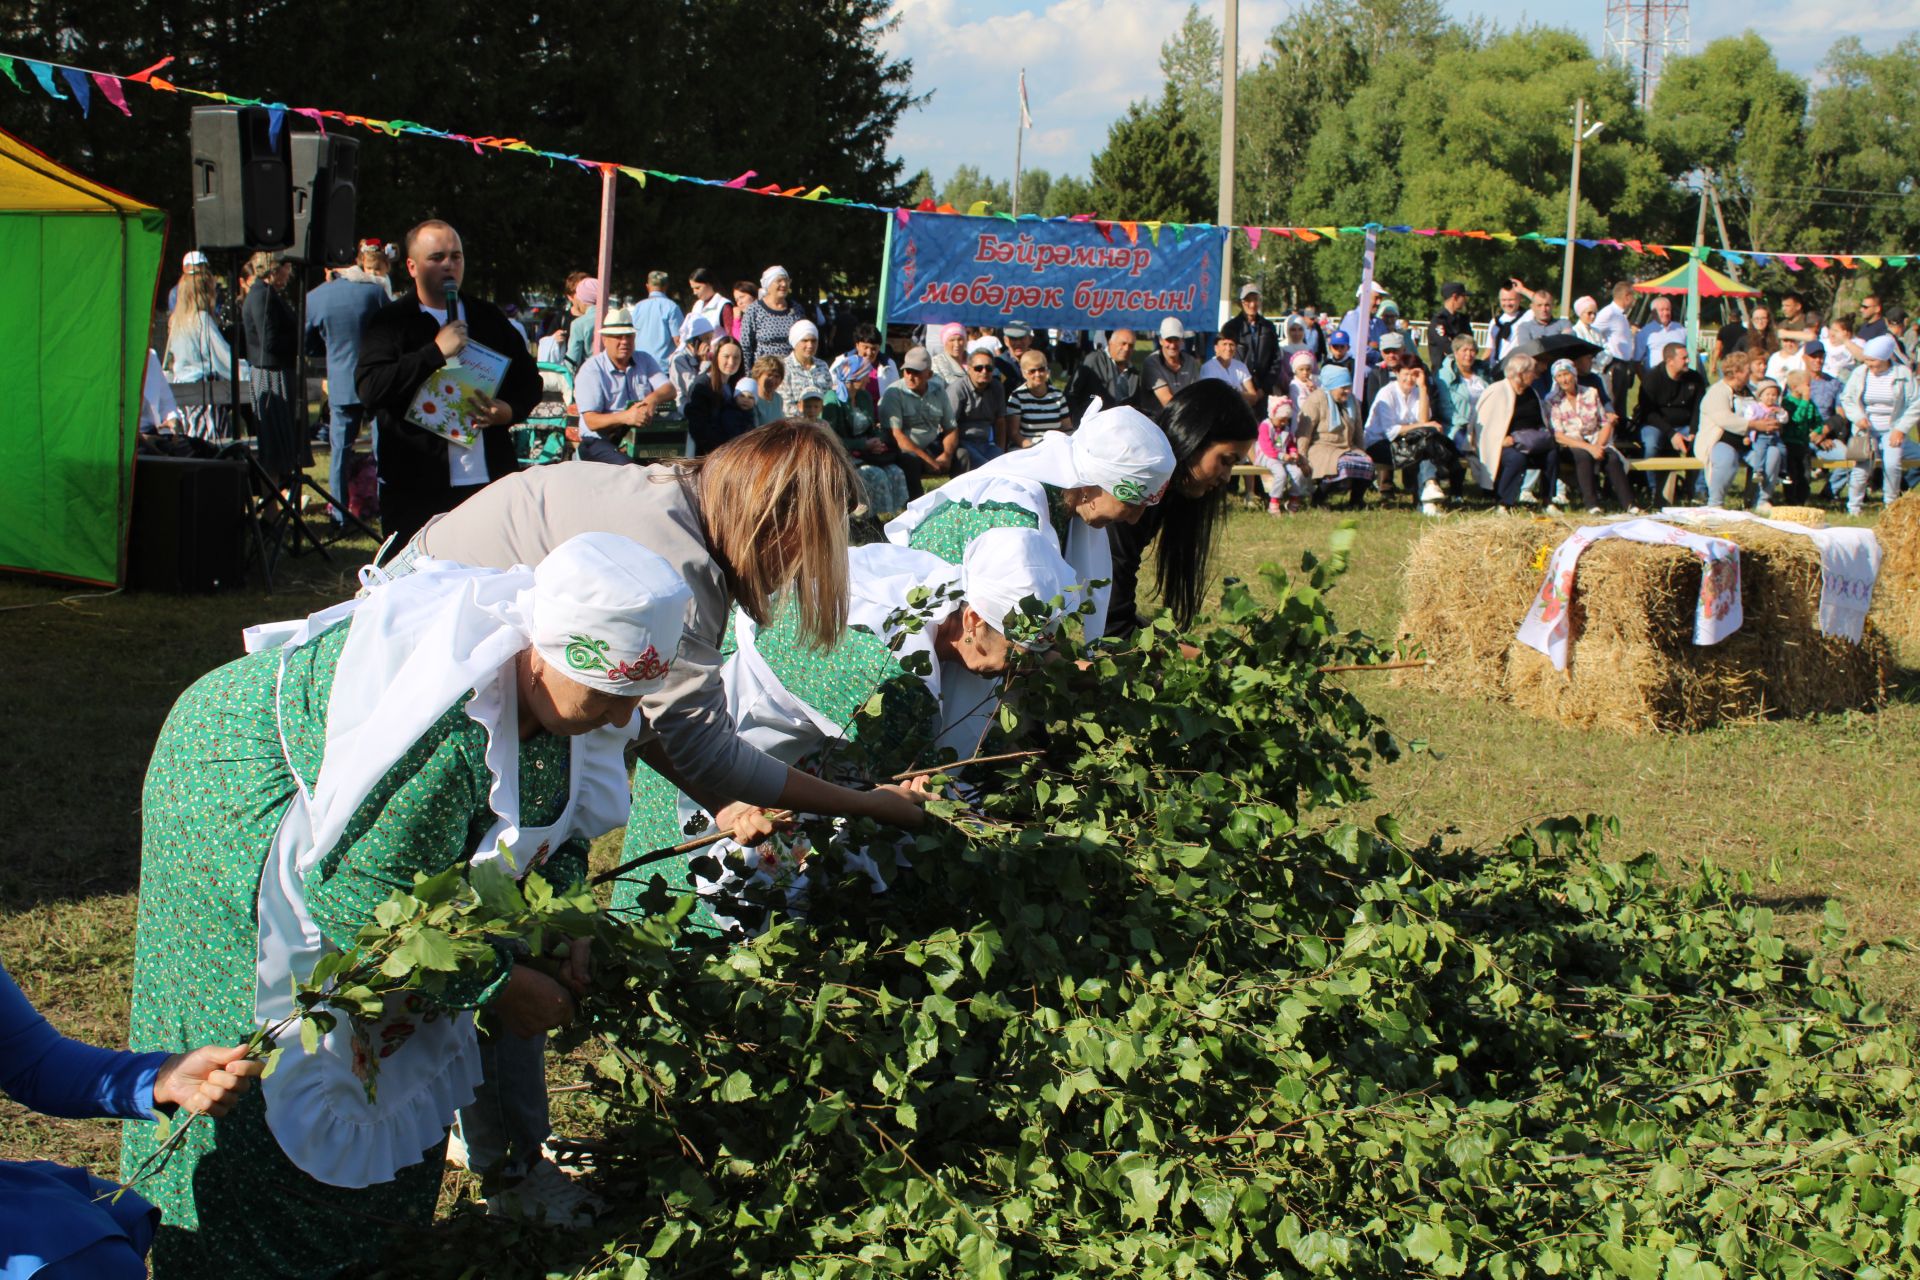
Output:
[{"xmin": 0, "ymin": 124, "xmax": 166, "ymax": 585}]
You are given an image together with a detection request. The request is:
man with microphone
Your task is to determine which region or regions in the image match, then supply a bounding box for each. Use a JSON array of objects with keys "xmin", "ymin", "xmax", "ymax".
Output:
[{"xmin": 356, "ymin": 219, "xmax": 542, "ymax": 547}]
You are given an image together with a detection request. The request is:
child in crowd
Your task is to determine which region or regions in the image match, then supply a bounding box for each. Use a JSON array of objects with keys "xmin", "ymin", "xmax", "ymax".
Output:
[
  {"xmin": 1765, "ymin": 333, "xmax": 1803, "ymax": 386},
  {"xmin": 799, "ymin": 387, "xmax": 909, "ymax": 516},
  {"xmin": 1780, "ymin": 368, "xmax": 1824, "ymax": 504},
  {"xmin": 1792, "ymin": 368, "xmax": 1854, "ymax": 500},
  {"xmin": 751, "ymin": 356, "xmax": 786, "ymax": 426},
  {"xmin": 1744, "ymin": 378, "xmax": 1788, "ymax": 511},
  {"xmin": 1006, "ymin": 350, "xmax": 1072, "ymax": 447},
  {"xmin": 733, "ymin": 377, "xmax": 759, "ymax": 416},
  {"xmin": 1254, "ymin": 393, "xmax": 1307, "ymax": 514}
]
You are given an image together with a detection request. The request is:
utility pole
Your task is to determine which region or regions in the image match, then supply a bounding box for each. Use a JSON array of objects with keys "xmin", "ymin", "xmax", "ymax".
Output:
[
  {"xmin": 593, "ymin": 165, "xmax": 616, "ymax": 354},
  {"xmin": 1217, "ymin": 0, "xmax": 1237, "ymax": 330},
  {"xmin": 1012, "ymin": 68, "xmax": 1026, "ymax": 217},
  {"xmin": 1686, "ymin": 177, "xmax": 1709, "ymax": 371},
  {"xmin": 1560, "ymin": 98, "xmax": 1587, "ymax": 319},
  {"xmin": 1703, "ymin": 173, "xmax": 1751, "ymax": 326}
]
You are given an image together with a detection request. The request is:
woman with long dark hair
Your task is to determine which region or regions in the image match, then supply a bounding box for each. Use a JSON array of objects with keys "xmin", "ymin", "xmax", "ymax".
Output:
[{"xmin": 1105, "ymin": 377, "xmax": 1259, "ymax": 640}]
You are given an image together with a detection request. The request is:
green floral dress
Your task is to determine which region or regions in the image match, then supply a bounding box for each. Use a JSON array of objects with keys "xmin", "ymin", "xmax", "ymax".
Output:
[
  {"xmin": 901, "ymin": 487, "xmax": 1074, "ymax": 564},
  {"xmin": 121, "ymin": 622, "xmax": 583, "ymax": 1278},
  {"xmin": 609, "ymin": 604, "xmax": 939, "ymax": 928}
]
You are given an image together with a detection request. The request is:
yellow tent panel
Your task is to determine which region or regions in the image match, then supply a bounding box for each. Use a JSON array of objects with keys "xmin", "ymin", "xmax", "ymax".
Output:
[{"xmin": 0, "ymin": 125, "xmax": 158, "ymax": 213}]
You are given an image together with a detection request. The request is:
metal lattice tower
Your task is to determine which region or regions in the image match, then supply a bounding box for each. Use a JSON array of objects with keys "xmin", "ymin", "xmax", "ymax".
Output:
[{"xmin": 1602, "ymin": 0, "xmax": 1689, "ymax": 108}]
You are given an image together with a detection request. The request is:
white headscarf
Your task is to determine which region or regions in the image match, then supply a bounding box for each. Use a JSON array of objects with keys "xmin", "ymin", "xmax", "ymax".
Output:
[
  {"xmin": 960, "ymin": 526, "xmax": 1079, "ymax": 649},
  {"xmin": 530, "ymin": 533, "xmax": 692, "ymax": 695}
]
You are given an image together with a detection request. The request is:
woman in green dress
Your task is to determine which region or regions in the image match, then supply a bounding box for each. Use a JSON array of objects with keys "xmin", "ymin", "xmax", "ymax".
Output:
[
  {"xmin": 882, "ymin": 398, "xmax": 1177, "ymax": 643},
  {"xmin": 122, "ymin": 533, "xmax": 691, "ymax": 1277},
  {"xmin": 611, "ymin": 526, "xmax": 1078, "ymax": 929}
]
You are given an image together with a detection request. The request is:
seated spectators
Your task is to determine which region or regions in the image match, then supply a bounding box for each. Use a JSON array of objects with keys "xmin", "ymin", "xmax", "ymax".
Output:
[
  {"xmin": 1695, "ymin": 350, "xmax": 1757, "ymax": 509},
  {"xmin": 683, "ymin": 337, "xmax": 754, "ymax": 454},
  {"xmin": 1743, "ymin": 378, "xmax": 1789, "ymax": 513},
  {"xmin": 1294, "ymin": 366, "xmax": 1371, "ymax": 508},
  {"xmin": 881, "ymin": 346, "xmax": 964, "ymax": 489},
  {"xmin": 1476, "ymin": 352, "xmax": 1560, "ymax": 511},
  {"xmin": 1253, "ymin": 393, "xmax": 1307, "ymax": 514},
  {"xmin": 949, "ymin": 346, "xmax": 1014, "ymax": 466},
  {"xmin": 1632, "ymin": 341, "xmax": 1705, "ymax": 506},
  {"xmin": 750, "ymin": 356, "xmax": 787, "ymax": 425},
  {"xmin": 1545, "ymin": 358, "xmax": 1638, "ymax": 513},
  {"xmin": 1436, "ymin": 334, "xmax": 1493, "ymax": 488},
  {"xmin": 1144, "ymin": 318, "xmax": 1201, "ymax": 406},
  {"xmin": 1365, "ymin": 356, "xmax": 1460, "ymax": 515},
  {"xmin": 1007, "ymin": 350, "xmax": 1072, "ymax": 446}
]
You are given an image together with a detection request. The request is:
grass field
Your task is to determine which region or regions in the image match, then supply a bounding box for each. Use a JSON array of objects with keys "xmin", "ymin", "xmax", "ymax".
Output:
[{"xmin": 2, "ymin": 498, "xmax": 1913, "ymax": 1187}]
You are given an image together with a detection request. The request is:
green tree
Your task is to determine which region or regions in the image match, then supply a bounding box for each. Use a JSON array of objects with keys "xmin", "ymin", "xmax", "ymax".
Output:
[
  {"xmin": 1014, "ymin": 166, "xmax": 1051, "ymax": 217},
  {"xmin": 937, "ymin": 163, "xmax": 1010, "ymax": 212},
  {"xmin": 0, "ymin": 0, "xmax": 917, "ymax": 300},
  {"xmin": 905, "ymin": 169, "xmax": 937, "ymax": 205},
  {"xmin": 1804, "ymin": 36, "xmax": 1920, "ymax": 307},
  {"xmin": 1283, "ymin": 27, "xmax": 1678, "ymax": 310},
  {"xmin": 1040, "ymin": 173, "xmax": 1095, "ymax": 219},
  {"xmin": 1159, "ymin": 4, "xmax": 1223, "ymax": 173},
  {"xmin": 1649, "ymin": 35, "xmax": 1810, "ymax": 265},
  {"xmin": 1086, "ymin": 85, "xmax": 1212, "ymax": 223}
]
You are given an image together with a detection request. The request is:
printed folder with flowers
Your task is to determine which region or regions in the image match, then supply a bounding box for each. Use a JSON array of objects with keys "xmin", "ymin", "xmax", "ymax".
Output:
[{"xmin": 407, "ymin": 340, "xmax": 511, "ymax": 446}]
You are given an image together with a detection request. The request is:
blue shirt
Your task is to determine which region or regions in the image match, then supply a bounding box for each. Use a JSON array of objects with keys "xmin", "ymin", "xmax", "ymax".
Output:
[
  {"xmin": 305, "ymin": 278, "xmax": 387, "ymax": 407},
  {"xmin": 631, "ymin": 290, "xmax": 685, "ymax": 368},
  {"xmin": 572, "ymin": 350, "xmax": 668, "ymax": 439},
  {"xmin": 1635, "ymin": 320, "xmax": 1690, "ymax": 369},
  {"xmin": 1807, "ymin": 371, "xmax": 1840, "ymax": 418}
]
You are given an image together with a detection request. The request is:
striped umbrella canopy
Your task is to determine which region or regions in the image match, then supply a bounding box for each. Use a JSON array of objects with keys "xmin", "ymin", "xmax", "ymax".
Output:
[{"xmin": 1632, "ymin": 260, "xmax": 1762, "ymax": 297}]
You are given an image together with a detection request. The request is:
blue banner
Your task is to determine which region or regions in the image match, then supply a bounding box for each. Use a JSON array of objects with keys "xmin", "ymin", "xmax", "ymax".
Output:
[{"xmin": 887, "ymin": 213, "xmax": 1225, "ymax": 334}]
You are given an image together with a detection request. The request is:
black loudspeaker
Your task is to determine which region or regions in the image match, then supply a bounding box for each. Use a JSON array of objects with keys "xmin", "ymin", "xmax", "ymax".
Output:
[
  {"xmin": 127, "ymin": 455, "xmax": 249, "ymax": 592},
  {"xmin": 290, "ymin": 133, "xmax": 360, "ymax": 267},
  {"xmin": 189, "ymin": 105, "xmax": 292, "ymax": 252}
]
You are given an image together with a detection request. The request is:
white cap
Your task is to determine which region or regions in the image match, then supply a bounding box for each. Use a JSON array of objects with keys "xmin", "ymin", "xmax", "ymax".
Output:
[
  {"xmin": 530, "ymin": 533, "xmax": 692, "ymax": 696},
  {"xmin": 788, "ymin": 319, "xmax": 819, "ymax": 345},
  {"xmin": 1158, "ymin": 316, "xmax": 1186, "ymax": 341},
  {"xmin": 734, "ymin": 377, "xmax": 759, "ymax": 400},
  {"xmin": 680, "ymin": 314, "xmax": 717, "ymax": 343},
  {"xmin": 961, "ymin": 526, "xmax": 1079, "ymax": 650},
  {"xmin": 183, "ymin": 250, "xmax": 210, "ymax": 269},
  {"xmin": 1357, "ymin": 284, "xmax": 1392, "ymax": 300},
  {"xmin": 1070, "ymin": 399, "xmax": 1177, "ymax": 506}
]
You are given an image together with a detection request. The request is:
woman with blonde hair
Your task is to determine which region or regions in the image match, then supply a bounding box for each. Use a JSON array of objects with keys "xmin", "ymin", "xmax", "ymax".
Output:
[
  {"xmin": 384, "ymin": 423, "xmax": 925, "ymax": 1215},
  {"xmin": 402, "ymin": 421, "xmax": 925, "ymax": 830},
  {"xmin": 165, "ymin": 268, "xmax": 235, "ymax": 441}
]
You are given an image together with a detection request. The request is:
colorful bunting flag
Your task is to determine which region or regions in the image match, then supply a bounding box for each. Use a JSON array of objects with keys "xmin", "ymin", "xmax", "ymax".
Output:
[
  {"xmin": 26, "ymin": 60, "xmax": 64, "ymax": 99},
  {"xmin": 0, "ymin": 56, "xmax": 21, "ymax": 92}
]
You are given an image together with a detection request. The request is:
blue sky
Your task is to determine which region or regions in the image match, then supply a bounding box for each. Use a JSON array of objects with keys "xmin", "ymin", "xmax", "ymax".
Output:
[{"xmin": 882, "ymin": 0, "xmax": 1920, "ymax": 185}]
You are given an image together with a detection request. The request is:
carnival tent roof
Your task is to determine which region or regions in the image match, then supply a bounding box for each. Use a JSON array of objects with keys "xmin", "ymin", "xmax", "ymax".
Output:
[
  {"xmin": 1632, "ymin": 260, "xmax": 1762, "ymax": 298},
  {"xmin": 0, "ymin": 125, "xmax": 166, "ymax": 585}
]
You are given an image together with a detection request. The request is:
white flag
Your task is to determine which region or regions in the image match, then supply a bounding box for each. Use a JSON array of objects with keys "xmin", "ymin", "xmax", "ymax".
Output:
[{"xmin": 1019, "ymin": 69, "xmax": 1033, "ymax": 129}]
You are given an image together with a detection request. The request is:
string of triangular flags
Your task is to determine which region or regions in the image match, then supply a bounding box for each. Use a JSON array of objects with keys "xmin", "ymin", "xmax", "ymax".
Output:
[{"xmin": 3, "ymin": 49, "xmax": 1911, "ymax": 275}]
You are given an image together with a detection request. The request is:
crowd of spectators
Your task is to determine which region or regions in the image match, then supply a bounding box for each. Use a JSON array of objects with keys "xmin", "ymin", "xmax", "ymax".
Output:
[{"xmin": 150, "ymin": 235, "xmax": 1920, "ymax": 540}]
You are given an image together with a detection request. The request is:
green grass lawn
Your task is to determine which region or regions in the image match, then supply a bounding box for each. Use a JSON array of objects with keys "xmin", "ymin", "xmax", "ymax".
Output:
[{"xmin": 2, "ymin": 500, "xmax": 1913, "ymax": 1181}]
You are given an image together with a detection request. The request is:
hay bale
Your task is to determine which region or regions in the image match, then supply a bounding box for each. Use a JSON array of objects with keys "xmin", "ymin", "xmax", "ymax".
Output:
[
  {"xmin": 1504, "ymin": 518, "xmax": 1895, "ymax": 732},
  {"xmin": 1761, "ymin": 505, "xmax": 1828, "ymax": 529},
  {"xmin": 1395, "ymin": 516, "xmax": 1571, "ymax": 696},
  {"xmin": 1873, "ymin": 492, "xmax": 1920, "ymax": 657}
]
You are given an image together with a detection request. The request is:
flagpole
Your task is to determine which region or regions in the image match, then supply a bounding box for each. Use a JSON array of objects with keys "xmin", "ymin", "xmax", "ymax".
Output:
[{"xmin": 1012, "ymin": 69, "xmax": 1026, "ymax": 217}]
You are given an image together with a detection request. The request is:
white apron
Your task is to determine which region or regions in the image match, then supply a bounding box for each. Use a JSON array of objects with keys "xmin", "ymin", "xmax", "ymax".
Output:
[{"xmin": 242, "ymin": 562, "xmax": 636, "ymax": 1187}]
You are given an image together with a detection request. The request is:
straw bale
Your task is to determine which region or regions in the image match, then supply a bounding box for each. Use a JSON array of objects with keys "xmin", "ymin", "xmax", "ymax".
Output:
[
  {"xmin": 1504, "ymin": 518, "xmax": 1894, "ymax": 732},
  {"xmin": 1759, "ymin": 505, "xmax": 1828, "ymax": 529},
  {"xmin": 1873, "ymin": 492, "xmax": 1920, "ymax": 657},
  {"xmin": 1394, "ymin": 515, "xmax": 1570, "ymax": 696}
]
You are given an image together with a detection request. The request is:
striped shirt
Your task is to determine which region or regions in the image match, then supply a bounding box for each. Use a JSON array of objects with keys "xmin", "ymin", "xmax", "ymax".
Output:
[{"xmin": 1008, "ymin": 384, "xmax": 1071, "ymax": 438}]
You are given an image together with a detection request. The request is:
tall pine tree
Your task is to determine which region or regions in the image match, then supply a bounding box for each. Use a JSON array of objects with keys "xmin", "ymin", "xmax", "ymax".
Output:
[{"xmin": 1087, "ymin": 85, "xmax": 1212, "ymax": 223}]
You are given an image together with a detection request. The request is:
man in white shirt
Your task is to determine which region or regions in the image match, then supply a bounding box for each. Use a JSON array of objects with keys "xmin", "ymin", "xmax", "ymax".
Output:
[
  {"xmin": 1592, "ymin": 280, "xmax": 1638, "ymax": 411},
  {"xmin": 1485, "ymin": 283, "xmax": 1527, "ymax": 364},
  {"xmin": 1199, "ymin": 332, "xmax": 1259, "ymax": 408},
  {"xmin": 572, "ymin": 307, "xmax": 675, "ymax": 465},
  {"xmin": 1632, "ymin": 295, "xmax": 1689, "ymax": 370}
]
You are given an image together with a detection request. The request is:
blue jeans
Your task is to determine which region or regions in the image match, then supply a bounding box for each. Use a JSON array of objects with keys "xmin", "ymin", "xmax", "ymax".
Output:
[
  {"xmin": 1835, "ymin": 431, "xmax": 1920, "ymax": 513},
  {"xmin": 454, "ymin": 1029, "xmax": 550, "ymax": 1190},
  {"xmin": 961, "ymin": 434, "xmax": 1003, "ymax": 468},
  {"xmin": 1705, "ymin": 440, "xmax": 1744, "ymax": 507},
  {"xmin": 327, "ymin": 402, "xmax": 370, "ymax": 519},
  {"xmin": 1745, "ymin": 433, "xmax": 1785, "ymax": 505}
]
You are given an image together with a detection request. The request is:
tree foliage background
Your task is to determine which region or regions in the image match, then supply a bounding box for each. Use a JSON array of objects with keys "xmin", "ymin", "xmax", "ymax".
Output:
[
  {"xmin": 924, "ymin": 3, "xmax": 1920, "ymax": 318},
  {"xmin": 0, "ymin": 0, "xmax": 915, "ymax": 302}
]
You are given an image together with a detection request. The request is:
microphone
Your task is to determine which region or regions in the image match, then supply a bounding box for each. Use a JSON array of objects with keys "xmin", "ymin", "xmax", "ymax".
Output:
[{"xmin": 443, "ymin": 278, "xmax": 459, "ymax": 326}]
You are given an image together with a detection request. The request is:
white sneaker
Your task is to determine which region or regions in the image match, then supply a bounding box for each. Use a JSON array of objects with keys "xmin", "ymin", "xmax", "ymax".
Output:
[
  {"xmin": 485, "ymin": 1158, "xmax": 606, "ymax": 1229},
  {"xmin": 1420, "ymin": 480, "xmax": 1445, "ymax": 503},
  {"xmin": 1518, "ymin": 490, "xmax": 1540, "ymax": 506},
  {"xmin": 1544, "ymin": 504, "xmax": 1564, "ymax": 515},
  {"xmin": 1421, "ymin": 501, "xmax": 1444, "ymax": 517},
  {"xmin": 1553, "ymin": 483, "xmax": 1572, "ymax": 506},
  {"xmin": 1587, "ymin": 506, "xmax": 1604, "ymax": 515},
  {"xmin": 1627, "ymin": 506, "xmax": 1643, "ymax": 515}
]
